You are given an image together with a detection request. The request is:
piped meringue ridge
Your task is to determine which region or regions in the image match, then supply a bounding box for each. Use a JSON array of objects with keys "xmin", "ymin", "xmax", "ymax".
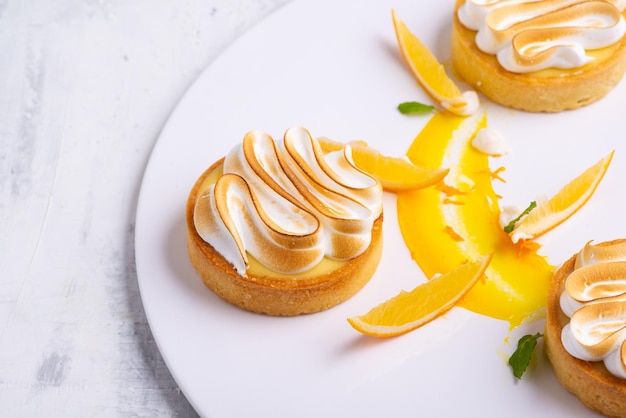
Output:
[
  {"xmin": 193, "ymin": 127, "xmax": 382, "ymax": 276},
  {"xmin": 560, "ymin": 239, "xmax": 626, "ymax": 378},
  {"xmin": 458, "ymin": 0, "xmax": 626, "ymax": 73}
]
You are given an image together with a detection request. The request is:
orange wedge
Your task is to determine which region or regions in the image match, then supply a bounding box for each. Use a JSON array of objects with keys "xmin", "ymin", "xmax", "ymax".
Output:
[
  {"xmin": 391, "ymin": 10, "xmax": 478, "ymax": 116},
  {"xmin": 318, "ymin": 137, "xmax": 449, "ymax": 192},
  {"xmin": 348, "ymin": 254, "xmax": 493, "ymax": 337},
  {"xmin": 510, "ymin": 151, "xmax": 614, "ymax": 243}
]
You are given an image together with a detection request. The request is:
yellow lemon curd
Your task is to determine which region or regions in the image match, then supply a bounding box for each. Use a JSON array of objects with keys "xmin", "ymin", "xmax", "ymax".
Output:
[{"xmin": 397, "ymin": 112, "xmax": 554, "ymax": 328}]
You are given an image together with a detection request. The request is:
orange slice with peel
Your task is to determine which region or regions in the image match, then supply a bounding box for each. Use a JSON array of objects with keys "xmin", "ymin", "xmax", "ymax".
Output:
[
  {"xmin": 319, "ymin": 137, "xmax": 449, "ymax": 192},
  {"xmin": 397, "ymin": 111, "xmax": 554, "ymax": 328},
  {"xmin": 391, "ymin": 10, "xmax": 478, "ymax": 116},
  {"xmin": 348, "ymin": 254, "xmax": 493, "ymax": 337},
  {"xmin": 510, "ymin": 151, "xmax": 615, "ymax": 243}
]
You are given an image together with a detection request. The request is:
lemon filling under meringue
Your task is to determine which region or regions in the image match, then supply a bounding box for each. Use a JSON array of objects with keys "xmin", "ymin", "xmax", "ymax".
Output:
[
  {"xmin": 457, "ymin": 0, "xmax": 626, "ymax": 73},
  {"xmin": 192, "ymin": 127, "xmax": 383, "ymax": 277},
  {"xmin": 559, "ymin": 239, "xmax": 626, "ymax": 378}
]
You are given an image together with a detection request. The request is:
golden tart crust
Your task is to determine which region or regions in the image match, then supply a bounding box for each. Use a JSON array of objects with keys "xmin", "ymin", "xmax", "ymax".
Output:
[
  {"xmin": 451, "ymin": 0, "xmax": 626, "ymax": 112},
  {"xmin": 544, "ymin": 253, "xmax": 626, "ymax": 418},
  {"xmin": 186, "ymin": 159, "xmax": 384, "ymax": 316}
]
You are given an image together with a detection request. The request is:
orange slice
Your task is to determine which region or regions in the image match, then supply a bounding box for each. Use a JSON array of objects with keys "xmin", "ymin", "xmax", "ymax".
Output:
[
  {"xmin": 397, "ymin": 111, "xmax": 554, "ymax": 328},
  {"xmin": 391, "ymin": 10, "xmax": 478, "ymax": 116},
  {"xmin": 510, "ymin": 151, "xmax": 614, "ymax": 243},
  {"xmin": 348, "ymin": 254, "xmax": 493, "ymax": 337},
  {"xmin": 319, "ymin": 137, "xmax": 449, "ymax": 192}
]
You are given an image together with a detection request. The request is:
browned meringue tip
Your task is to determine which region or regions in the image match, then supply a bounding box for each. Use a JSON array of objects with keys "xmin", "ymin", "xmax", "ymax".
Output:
[{"xmin": 575, "ymin": 238, "xmax": 626, "ymax": 268}]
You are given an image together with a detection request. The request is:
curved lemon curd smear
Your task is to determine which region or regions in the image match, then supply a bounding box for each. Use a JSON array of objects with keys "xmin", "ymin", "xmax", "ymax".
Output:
[
  {"xmin": 396, "ymin": 112, "xmax": 554, "ymax": 328},
  {"xmin": 197, "ymin": 162, "xmax": 347, "ymax": 278}
]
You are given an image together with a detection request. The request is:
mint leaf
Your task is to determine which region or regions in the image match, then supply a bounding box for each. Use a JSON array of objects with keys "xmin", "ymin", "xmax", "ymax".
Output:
[
  {"xmin": 504, "ymin": 201, "xmax": 537, "ymax": 233},
  {"xmin": 398, "ymin": 101, "xmax": 435, "ymax": 115},
  {"xmin": 509, "ymin": 333, "xmax": 542, "ymax": 378}
]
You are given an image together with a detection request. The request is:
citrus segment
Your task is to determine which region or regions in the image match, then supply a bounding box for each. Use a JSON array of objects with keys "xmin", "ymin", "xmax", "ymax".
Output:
[
  {"xmin": 510, "ymin": 151, "xmax": 614, "ymax": 243},
  {"xmin": 391, "ymin": 10, "xmax": 478, "ymax": 116},
  {"xmin": 348, "ymin": 254, "xmax": 493, "ymax": 337},
  {"xmin": 397, "ymin": 112, "xmax": 554, "ymax": 328},
  {"xmin": 318, "ymin": 137, "xmax": 449, "ymax": 192}
]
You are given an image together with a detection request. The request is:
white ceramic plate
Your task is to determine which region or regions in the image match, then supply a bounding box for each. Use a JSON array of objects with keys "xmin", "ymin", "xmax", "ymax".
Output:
[{"xmin": 135, "ymin": 0, "xmax": 626, "ymax": 416}]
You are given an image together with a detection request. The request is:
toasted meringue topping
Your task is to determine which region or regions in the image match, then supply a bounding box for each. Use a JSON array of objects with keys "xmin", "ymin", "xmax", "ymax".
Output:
[
  {"xmin": 575, "ymin": 238, "xmax": 626, "ymax": 267},
  {"xmin": 560, "ymin": 239, "xmax": 626, "ymax": 378},
  {"xmin": 193, "ymin": 127, "xmax": 383, "ymax": 276},
  {"xmin": 458, "ymin": 0, "xmax": 626, "ymax": 73}
]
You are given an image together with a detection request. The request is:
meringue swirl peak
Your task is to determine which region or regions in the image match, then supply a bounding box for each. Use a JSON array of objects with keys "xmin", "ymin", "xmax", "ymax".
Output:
[
  {"xmin": 560, "ymin": 239, "xmax": 626, "ymax": 378},
  {"xmin": 193, "ymin": 127, "xmax": 383, "ymax": 276},
  {"xmin": 458, "ymin": 0, "xmax": 626, "ymax": 73}
]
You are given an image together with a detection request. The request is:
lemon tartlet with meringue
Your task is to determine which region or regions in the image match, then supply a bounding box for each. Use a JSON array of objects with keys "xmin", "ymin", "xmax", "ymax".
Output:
[
  {"xmin": 545, "ymin": 239, "xmax": 626, "ymax": 417},
  {"xmin": 452, "ymin": 0, "xmax": 626, "ymax": 112},
  {"xmin": 186, "ymin": 127, "xmax": 383, "ymax": 316}
]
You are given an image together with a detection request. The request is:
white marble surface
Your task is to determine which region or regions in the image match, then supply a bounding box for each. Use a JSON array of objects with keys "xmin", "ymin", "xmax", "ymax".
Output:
[{"xmin": 0, "ymin": 0, "xmax": 290, "ymax": 416}]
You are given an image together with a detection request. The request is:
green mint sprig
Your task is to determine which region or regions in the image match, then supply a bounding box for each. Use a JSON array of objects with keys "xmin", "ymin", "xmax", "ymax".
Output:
[
  {"xmin": 504, "ymin": 201, "xmax": 537, "ymax": 233},
  {"xmin": 397, "ymin": 101, "xmax": 436, "ymax": 115},
  {"xmin": 509, "ymin": 333, "xmax": 543, "ymax": 378}
]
